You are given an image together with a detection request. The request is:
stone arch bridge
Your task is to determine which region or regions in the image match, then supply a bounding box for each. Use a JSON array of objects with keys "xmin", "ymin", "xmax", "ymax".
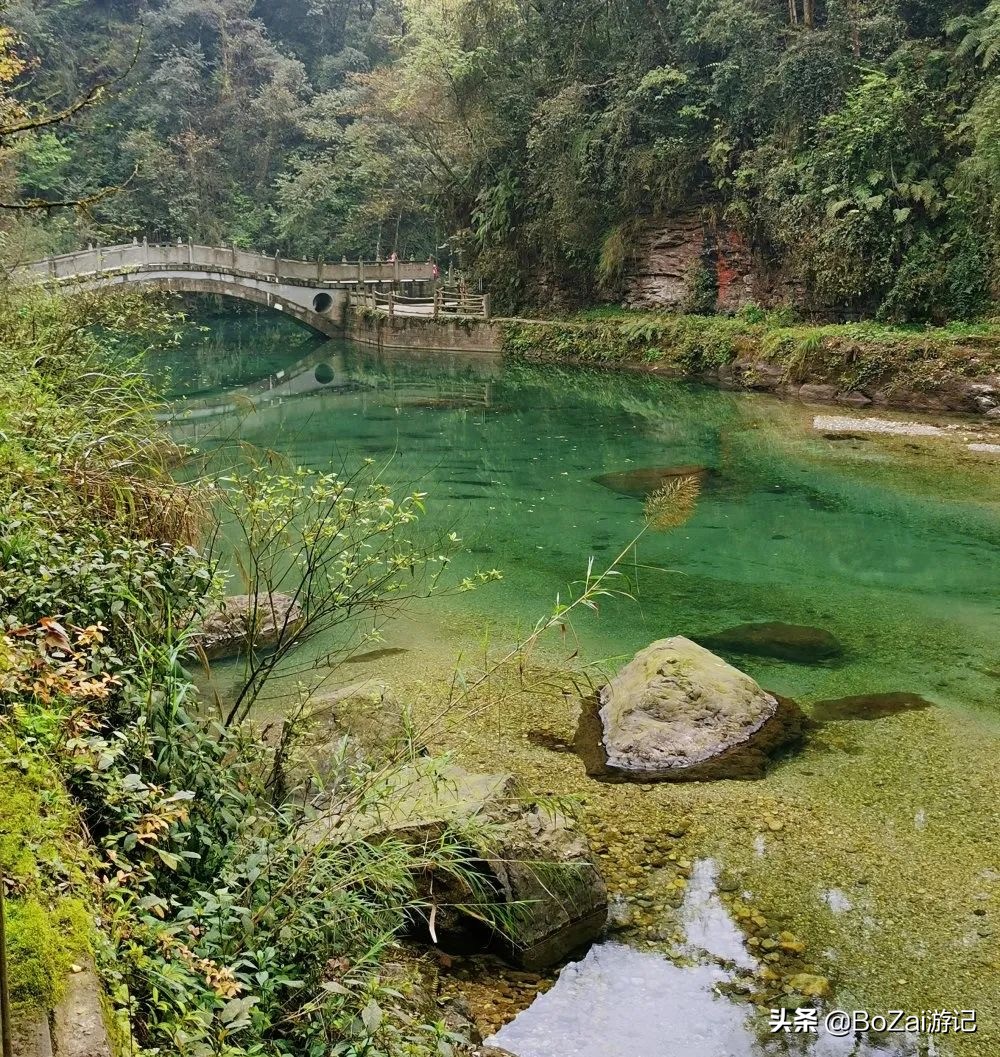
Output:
[{"xmin": 13, "ymin": 240, "xmax": 438, "ymax": 336}]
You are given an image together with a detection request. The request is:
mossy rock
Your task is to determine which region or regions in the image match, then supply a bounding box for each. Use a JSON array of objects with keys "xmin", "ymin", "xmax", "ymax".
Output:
[
  {"xmin": 577, "ymin": 637, "xmax": 804, "ymax": 781},
  {"xmin": 7, "ymin": 897, "xmax": 90, "ymax": 1014}
]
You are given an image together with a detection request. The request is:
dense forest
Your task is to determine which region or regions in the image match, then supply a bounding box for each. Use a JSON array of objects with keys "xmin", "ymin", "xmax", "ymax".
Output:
[{"xmin": 4, "ymin": 0, "xmax": 1000, "ymax": 316}]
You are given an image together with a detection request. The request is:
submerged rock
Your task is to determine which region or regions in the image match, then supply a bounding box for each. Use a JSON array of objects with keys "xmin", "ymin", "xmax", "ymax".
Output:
[
  {"xmin": 580, "ymin": 636, "xmax": 803, "ymax": 781},
  {"xmin": 343, "ymin": 646, "xmax": 410, "ymax": 664},
  {"xmin": 305, "ymin": 680, "xmax": 421, "ymax": 760},
  {"xmin": 593, "ymin": 465, "xmax": 708, "ymax": 500},
  {"xmin": 697, "ymin": 621, "xmax": 843, "ymax": 664},
  {"xmin": 192, "ymin": 592, "xmax": 305, "ymax": 661},
  {"xmin": 267, "ymin": 681, "xmax": 423, "ymax": 799},
  {"xmin": 812, "ymin": 691, "xmax": 933, "ymax": 722}
]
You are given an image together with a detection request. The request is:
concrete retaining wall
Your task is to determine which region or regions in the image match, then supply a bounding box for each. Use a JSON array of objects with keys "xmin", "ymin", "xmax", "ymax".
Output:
[{"xmin": 346, "ymin": 308, "xmax": 502, "ymax": 354}]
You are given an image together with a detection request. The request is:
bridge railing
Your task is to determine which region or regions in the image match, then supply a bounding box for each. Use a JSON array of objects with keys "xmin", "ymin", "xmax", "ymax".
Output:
[
  {"xmin": 353, "ymin": 286, "xmax": 490, "ymax": 320},
  {"xmin": 13, "ymin": 241, "xmax": 435, "ymax": 286}
]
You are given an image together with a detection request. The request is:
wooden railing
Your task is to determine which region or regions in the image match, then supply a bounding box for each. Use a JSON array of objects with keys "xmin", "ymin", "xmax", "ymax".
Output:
[
  {"xmin": 12, "ymin": 240, "xmax": 435, "ymax": 287},
  {"xmin": 353, "ymin": 285, "xmax": 491, "ymax": 320}
]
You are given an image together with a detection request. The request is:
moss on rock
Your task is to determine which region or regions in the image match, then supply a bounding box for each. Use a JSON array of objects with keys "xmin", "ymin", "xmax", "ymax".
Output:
[{"xmin": 0, "ymin": 734, "xmax": 94, "ymax": 1016}]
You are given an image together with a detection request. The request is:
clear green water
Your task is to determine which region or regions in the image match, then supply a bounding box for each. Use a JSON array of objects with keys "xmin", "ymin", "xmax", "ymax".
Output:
[
  {"xmin": 161, "ymin": 315, "xmax": 1000, "ymax": 722},
  {"xmin": 158, "ymin": 310, "xmax": 1000, "ymax": 1053}
]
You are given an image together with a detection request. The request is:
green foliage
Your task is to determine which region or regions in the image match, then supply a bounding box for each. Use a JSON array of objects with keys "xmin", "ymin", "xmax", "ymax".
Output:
[
  {"xmin": 502, "ymin": 312, "xmax": 746, "ymax": 373},
  {"xmin": 214, "ymin": 460, "xmax": 500, "ymax": 724},
  {"xmin": 681, "ymin": 260, "xmax": 718, "ymax": 316},
  {"xmin": 0, "ymin": 281, "xmax": 510, "ymax": 1054},
  {"xmin": 502, "ymin": 309, "xmax": 1000, "ymax": 395},
  {"xmin": 13, "ymin": 132, "xmax": 73, "ymax": 193},
  {"xmin": 6, "ymin": 0, "xmax": 1000, "ymax": 321}
]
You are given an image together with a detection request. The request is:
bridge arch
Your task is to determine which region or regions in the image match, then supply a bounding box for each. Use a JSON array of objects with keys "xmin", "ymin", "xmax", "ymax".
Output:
[
  {"xmin": 87, "ymin": 271, "xmax": 347, "ymax": 336},
  {"xmin": 13, "ymin": 242, "xmax": 436, "ymax": 338}
]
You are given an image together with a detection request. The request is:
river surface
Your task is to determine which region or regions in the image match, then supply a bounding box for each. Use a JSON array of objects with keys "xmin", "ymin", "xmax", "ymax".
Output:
[{"xmin": 157, "ymin": 310, "xmax": 1000, "ymax": 1056}]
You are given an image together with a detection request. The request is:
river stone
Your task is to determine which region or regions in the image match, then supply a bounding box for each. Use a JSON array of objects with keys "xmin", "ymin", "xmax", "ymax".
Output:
[
  {"xmin": 812, "ymin": 691, "xmax": 933, "ymax": 722},
  {"xmin": 796, "ymin": 383, "xmax": 838, "ymax": 403},
  {"xmin": 593, "ymin": 465, "xmax": 708, "ymax": 500},
  {"xmin": 594, "ymin": 637, "xmax": 803, "ymax": 781},
  {"xmin": 696, "ymin": 621, "xmax": 843, "ymax": 663},
  {"xmin": 193, "ymin": 592, "xmax": 305, "ymax": 660},
  {"xmin": 280, "ymin": 681, "xmax": 425, "ymax": 798},
  {"xmin": 304, "ymin": 760, "xmax": 607, "ymax": 968},
  {"xmin": 306, "ymin": 681, "xmax": 420, "ymax": 759},
  {"xmin": 488, "ymin": 805, "xmax": 608, "ymax": 970}
]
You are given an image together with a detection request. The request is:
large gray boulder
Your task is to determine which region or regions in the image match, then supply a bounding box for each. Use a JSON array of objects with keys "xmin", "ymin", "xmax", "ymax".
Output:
[
  {"xmin": 193, "ymin": 592, "xmax": 304, "ymax": 661},
  {"xmin": 488, "ymin": 805, "xmax": 608, "ymax": 970},
  {"xmin": 305, "ymin": 759, "xmax": 607, "ymax": 968},
  {"xmin": 593, "ymin": 637, "xmax": 802, "ymax": 781}
]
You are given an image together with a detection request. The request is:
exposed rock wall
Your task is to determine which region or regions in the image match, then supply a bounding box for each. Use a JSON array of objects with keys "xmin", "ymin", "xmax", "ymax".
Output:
[
  {"xmin": 623, "ymin": 213, "xmax": 795, "ymax": 313},
  {"xmin": 623, "ymin": 213, "xmax": 706, "ymax": 310}
]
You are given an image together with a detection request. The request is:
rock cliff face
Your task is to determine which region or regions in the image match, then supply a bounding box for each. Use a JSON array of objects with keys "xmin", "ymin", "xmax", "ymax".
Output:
[
  {"xmin": 623, "ymin": 213, "xmax": 706, "ymax": 311},
  {"xmin": 623, "ymin": 213, "xmax": 796, "ymax": 313}
]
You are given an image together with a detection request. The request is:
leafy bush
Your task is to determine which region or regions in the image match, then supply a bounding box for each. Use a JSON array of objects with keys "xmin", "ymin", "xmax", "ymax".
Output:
[{"xmin": 0, "ymin": 282, "xmax": 507, "ymax": 1055}]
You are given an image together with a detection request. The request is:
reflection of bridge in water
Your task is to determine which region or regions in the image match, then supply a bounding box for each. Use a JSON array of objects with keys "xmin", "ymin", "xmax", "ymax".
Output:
[
  {"xmin": 14, "ymin": 241, "xmax": 491, "ymax": 333},
  {"xmin": 164, "ymin": 346, "xmax": 502, "ymax": 442}
]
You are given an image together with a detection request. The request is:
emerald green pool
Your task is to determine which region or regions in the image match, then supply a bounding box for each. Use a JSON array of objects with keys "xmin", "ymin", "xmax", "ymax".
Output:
[
  {"xmin": 158, "ymin": 309, "xmax": 1000, "ymax": 1053},
  {"xmin": 160, "ymin": 313, "xmax": 1000, "ymax": 723}
]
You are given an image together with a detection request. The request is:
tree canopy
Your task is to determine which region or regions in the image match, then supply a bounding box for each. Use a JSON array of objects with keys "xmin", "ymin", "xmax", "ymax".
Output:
[{"xmin": 3, "ymin": 0, "xmax": 1000, "ymax": 319}]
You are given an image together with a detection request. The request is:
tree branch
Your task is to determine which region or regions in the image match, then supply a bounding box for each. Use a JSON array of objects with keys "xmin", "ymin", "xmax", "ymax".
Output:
[
  {"xmin": 0, "ymin": 31, "xmax": 143, "ymax": 211},
  {"xmin": 0, "ymin": 167, "xmax": 138, "ymax": 212}
]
